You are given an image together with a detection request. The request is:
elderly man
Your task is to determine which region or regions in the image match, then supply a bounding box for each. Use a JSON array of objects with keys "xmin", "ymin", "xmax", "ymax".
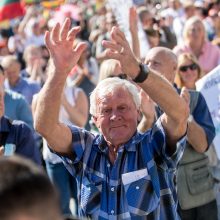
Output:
[
  {"xmin": 139, "ymin": 47, "xmax": 217, "ymax": 220},
  {"xmin": 34, "ymin": 19, "xmax": 188, "ymax": 219}
]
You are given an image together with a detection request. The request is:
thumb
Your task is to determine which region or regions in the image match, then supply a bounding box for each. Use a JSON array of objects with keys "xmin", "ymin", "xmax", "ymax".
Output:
[{"xmin": 74, "ymin": 42, "xmax": 87, "ymax": 55}]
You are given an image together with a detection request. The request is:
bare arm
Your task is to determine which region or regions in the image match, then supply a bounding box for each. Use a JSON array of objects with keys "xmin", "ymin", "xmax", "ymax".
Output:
[
  {"xmin": 33, "ymin": 19, "xmax": 87, "ymax": 156},
  {"xmin": 187, "ymin": 119, "xmax": 208, "ymax": 153},
  {"xmin": 61, "ymin": 89, "xmax": 89, "ymax": 127},
  {"xmin": 102, "ymin": 27, "xmax": 189, "ymax": 148},
  {"xmin": 129, "ymin": 7, "xmax": 140, "ymax": 59}
]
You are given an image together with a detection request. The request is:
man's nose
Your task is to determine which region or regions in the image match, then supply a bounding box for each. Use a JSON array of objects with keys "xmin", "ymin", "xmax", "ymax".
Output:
[{"xmin": 110, "ymin": 110, "xmax": 121, "ymax": 120}]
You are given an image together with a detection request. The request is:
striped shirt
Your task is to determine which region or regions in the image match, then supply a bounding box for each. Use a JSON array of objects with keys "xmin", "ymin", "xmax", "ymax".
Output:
[{"xmin": 61, "ymin": 119, "xmax": 186, "ymax": 219}]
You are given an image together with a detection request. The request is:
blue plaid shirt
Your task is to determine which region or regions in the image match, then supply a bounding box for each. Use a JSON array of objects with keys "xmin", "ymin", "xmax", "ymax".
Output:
[{"xmin": 61, "ymin": 119, "xmax": 186, "ymax": 219}]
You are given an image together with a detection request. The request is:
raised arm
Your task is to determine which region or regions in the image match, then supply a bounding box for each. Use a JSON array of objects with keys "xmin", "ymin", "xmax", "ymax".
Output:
[
  {"xmin": 33, "ymin": 18, "xmax": 87, "ymax": 156},
  {"xmin": 102, "ymin": 27, "xmax": 189, "ymax": 148},
  {"xmin": 129, "ymin": 6, "xmax": 140, "ymax": 60}
]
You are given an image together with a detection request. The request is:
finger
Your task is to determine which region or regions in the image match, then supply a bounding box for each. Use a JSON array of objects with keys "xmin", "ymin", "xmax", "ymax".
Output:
[
  {"xmin": 44, "ymin": 31, "xmax": 52, "ymax": 52},
  {"xmin": 67, "ymin": 26, "xmax": 81, "ymax": 41},
  {"xmin": 102, "ymin": 40, "xmax": 122, "ymax": 53},
  {"xmin": 74, "ymin": 42, "xmax": 88, "ymax": 56},
  {"xmin": 60, "ymin": 18, "xmax": 71, "ymax": 41},
  {"xmin": 51, "ymin": 22, "xmax": 60, "ymax": 44},
  {"xmin": 104, "ymin": 49, "xmax": 121, "ymax": 60},
  {"xmin": 111, "ymin": 27, "xmax": 128, "ymax": 48}
]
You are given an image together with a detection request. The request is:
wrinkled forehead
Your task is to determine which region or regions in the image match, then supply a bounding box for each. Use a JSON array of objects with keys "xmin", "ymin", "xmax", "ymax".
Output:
[
  {"xmin": 97, "ymin": 88, "xmax": 137, "ymax": 109},
  {"xmin": 96, "ymin": 86, "xmax": 129, "ymax": 102}
]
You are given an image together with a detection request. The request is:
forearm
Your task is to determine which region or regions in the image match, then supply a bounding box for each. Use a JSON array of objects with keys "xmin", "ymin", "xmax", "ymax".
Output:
[
  {"xmin": 187, "ymin": 120, "xmax": 208, "ymax": 153},
  {"xmin": 139, "ymin": 70, "xmax": 187, "ymax": 122},
  {"xmin": 34, "ymin": 66, "xmax": 66, "ymax": 136},
  {"xmin": 130, "ymin": 31, "xmax": 140, "ymax": 59}
]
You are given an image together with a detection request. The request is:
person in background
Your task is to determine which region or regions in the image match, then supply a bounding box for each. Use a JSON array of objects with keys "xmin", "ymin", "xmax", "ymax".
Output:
[
  {"xmin": 175, "ymin": 52, "xmax": 203, "ymax": 89},
  {"xmin": 0, "ymin": 64, "xmax": 33, "ymax": 128},
  {"xmin": 0, "ymin": 156, "xmax": 63, "ymax": 220},
  {"xmin": 21, "ymin": 44, "xmax": 46, "ymax": 85},
  {"xmin": 140, "ymin": 46, "xmax": 217, "ymax": 220},
  {"xmin": 0, "ymin": 83, "xmax": 41, "ymax": 164},
  {"xmin": 173, "ymin": 16, "xmax": 220, "ymax": 74},
  {"xmin": 1, "ymin": 55, "xmax": 41, "ymax": 105}
]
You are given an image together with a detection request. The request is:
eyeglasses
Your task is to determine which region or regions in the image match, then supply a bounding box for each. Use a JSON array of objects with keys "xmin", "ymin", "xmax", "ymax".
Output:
[
  {"xmin": 179, "ymin": 63, "xmax": 198, "ymax": 72},
  {"xmin": 109, "ymin": 74, "xmax": 127, "ymax": 80}
]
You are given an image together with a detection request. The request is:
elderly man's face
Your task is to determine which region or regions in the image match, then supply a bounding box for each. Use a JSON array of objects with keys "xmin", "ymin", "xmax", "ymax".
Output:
[{"xmin": 93, "ymin": 87, "xmax": 139, "ymax": 147}]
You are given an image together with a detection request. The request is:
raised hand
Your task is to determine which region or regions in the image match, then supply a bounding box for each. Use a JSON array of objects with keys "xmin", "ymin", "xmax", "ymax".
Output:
[
  {"xmin": 45, "ymin": 18, "xmax": 87, "ymax": 77},
  {"xmin": 140, "ymin": 89, "xmax": 155, "ymax": 119},
  {"xmin": 102, "ymin": 27, "xmax": 140, "ymax": 79},
  {"xmin": 180, "ymin": 87, "xmax": 190, "ymax": 107},
  {"xmin": 129, "ymin": 6, "xmax": 138, "ymax": 34}
]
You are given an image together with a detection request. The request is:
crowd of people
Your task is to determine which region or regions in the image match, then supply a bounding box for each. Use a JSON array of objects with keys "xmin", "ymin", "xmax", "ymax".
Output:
[{"xmin": 0, "ymin": 0, "xmax": 220, "ymax": 219}]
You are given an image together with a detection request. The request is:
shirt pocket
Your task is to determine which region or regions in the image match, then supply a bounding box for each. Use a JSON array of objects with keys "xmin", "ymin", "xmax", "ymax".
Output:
[
  {"xmin": 81, "ymin": 173, "xmax": 102, "ymax": 214},
  {"xmin": 122, "ymin": 168, "xmax": 159, "ymax": 216}
]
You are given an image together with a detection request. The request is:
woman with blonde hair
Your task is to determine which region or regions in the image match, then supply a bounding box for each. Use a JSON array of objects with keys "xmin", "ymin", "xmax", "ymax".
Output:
[
  {"xmin": 98, "ymin": 59, "xmax": 127, "ymax": 82},
  {"xmin": 173, "ymin": 16, "xmax": 220, "ymax": 74},
  {"xmin": 175, "ymin": 52, "xmax": 203, "ymax": 89}
]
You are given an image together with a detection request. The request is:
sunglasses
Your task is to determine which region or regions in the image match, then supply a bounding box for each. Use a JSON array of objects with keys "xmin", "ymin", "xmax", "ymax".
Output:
[
  {"xmin": 109, "ymin": 74, "xmax": 127, "ymax": 79},
  {"xmin": 179, "ymin": 63, "xmax": 198, "ymax": 72}
]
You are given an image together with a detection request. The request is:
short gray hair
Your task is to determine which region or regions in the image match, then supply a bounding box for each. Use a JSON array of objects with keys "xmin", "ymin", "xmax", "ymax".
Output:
[{"xmin": 90, "ymin": 77, "xmax": 140, "ymax": 116}]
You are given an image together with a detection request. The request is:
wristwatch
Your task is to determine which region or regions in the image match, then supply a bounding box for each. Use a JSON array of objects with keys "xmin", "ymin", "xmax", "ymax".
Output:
[{"xmin": 133, "ymin": 63, "xmax": 150, "ymax": 83}]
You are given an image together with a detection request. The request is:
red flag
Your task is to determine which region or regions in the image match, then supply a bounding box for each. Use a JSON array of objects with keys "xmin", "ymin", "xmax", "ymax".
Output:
[{"xmin": 0, "ymin": 0, "xmax": 25, "ymax": 21}]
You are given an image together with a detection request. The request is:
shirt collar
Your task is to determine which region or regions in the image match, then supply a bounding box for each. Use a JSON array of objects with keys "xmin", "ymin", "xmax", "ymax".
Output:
[{"xmin": 93, "ymin": 131, "xmax": 145, "ymax": 153}]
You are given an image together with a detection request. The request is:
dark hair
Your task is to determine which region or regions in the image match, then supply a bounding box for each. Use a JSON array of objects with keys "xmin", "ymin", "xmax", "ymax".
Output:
[
  {"xmin": 0, "ymin": 156, "xmax": 61, "ymax": 220},
  {"xmin": 0, "ymin": 64, "xmax": 4, "ymax": 75}
]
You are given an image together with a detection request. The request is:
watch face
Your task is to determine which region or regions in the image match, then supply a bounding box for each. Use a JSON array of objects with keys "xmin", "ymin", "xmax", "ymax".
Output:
[{"xmin": 142, "ymin": 64, "xmax": 149, "ymax": 74}]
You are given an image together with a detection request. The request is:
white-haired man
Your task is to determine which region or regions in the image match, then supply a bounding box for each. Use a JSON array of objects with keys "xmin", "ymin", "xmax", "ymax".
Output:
[{"xmin": 34, "ymin": 18, "xmax": 189, "ymax": 219}]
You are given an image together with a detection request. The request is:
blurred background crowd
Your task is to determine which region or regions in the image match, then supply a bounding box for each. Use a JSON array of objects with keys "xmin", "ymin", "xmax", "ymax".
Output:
[{"xmin": 1, "ymin": 0, "xmax": 220, "ymax": 219}]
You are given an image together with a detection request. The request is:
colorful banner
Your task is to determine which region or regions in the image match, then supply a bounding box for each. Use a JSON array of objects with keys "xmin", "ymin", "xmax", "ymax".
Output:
[
  {"xmin": 0, "ymin": 0, "xmax": 25, "ymax": 21},
  {"xmin": 41, "ymin": 0, "xmax": 65, "ymax": 8},
  {"xmin": 196, "ymin": 65, "xmax": 220, "ymax": 159}
]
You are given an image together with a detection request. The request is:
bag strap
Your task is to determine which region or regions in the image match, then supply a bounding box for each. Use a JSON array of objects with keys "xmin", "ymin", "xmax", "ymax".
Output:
[{"xmin": 189, "ymin": 90, "xmax": 199, "ymax": 114}]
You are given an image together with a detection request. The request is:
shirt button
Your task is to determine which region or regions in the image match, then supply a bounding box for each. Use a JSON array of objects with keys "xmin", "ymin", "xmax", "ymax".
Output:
[
  {"xmin": 136, "ymin": 186, "xmax": 140, "ymax": 190},
  {"xmin": 111, "ymin": 187, "xmax": 115, "ymax": 192},
  {"xmin": 107, "ymin": 163, "xmax": 110, "ymax": 168},
  {"xmin": 111, "ymin": 210, "xmax": 114, "ymax": 214}
]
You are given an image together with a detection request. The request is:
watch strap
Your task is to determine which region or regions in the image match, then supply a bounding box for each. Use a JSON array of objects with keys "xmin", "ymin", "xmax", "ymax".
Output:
[{"xmin": 133, "ymin": 64, "xmax": 149, "ymax": 83}]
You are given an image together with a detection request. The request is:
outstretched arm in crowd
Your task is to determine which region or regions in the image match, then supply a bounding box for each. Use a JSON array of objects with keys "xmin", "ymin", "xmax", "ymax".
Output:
[
  {"xmin": 129, "ymin": 6, "xmax": 140, "ymax": 60},
  {"xmin": 34, "ymin": 19, "xmax": 87, "ymax": 156},
  {"xmin": 102, "ymin": 27, "xmax": 189, "ymax": 153}
]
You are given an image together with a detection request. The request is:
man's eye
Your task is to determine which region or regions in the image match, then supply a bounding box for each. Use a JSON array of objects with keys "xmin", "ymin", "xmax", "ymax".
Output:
[
  {"xmin": 103, "ymin": 109, "xmax": 111, "ymax": 114},
  {"xmin": 118, "ymin": 106, "xmax": 127, "ymax": 112}
]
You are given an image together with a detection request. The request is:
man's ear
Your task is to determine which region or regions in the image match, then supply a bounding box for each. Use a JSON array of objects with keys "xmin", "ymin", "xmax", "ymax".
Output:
[
  {"xmin": 92, "ymin": 116, "xmax": 99, "ymax": 128},
  {"xmin": 137, "ymin": 109, "xmax": 142, "ymax": 124}
]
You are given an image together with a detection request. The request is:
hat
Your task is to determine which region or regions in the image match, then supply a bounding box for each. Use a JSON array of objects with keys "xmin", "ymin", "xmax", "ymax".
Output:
[
  {"xmin": 194, "ymin": 0, "xmax": 205, "ymax": 8},
  {"xmin": 182, "ymin": 0, "xmax": 195, "ymax": 8}
]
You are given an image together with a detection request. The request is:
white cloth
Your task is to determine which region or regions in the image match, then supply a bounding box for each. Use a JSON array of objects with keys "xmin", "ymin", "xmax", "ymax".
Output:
[{"xmin": 43, "ymin": 85, "xmax": 81, "ymax": 163}]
